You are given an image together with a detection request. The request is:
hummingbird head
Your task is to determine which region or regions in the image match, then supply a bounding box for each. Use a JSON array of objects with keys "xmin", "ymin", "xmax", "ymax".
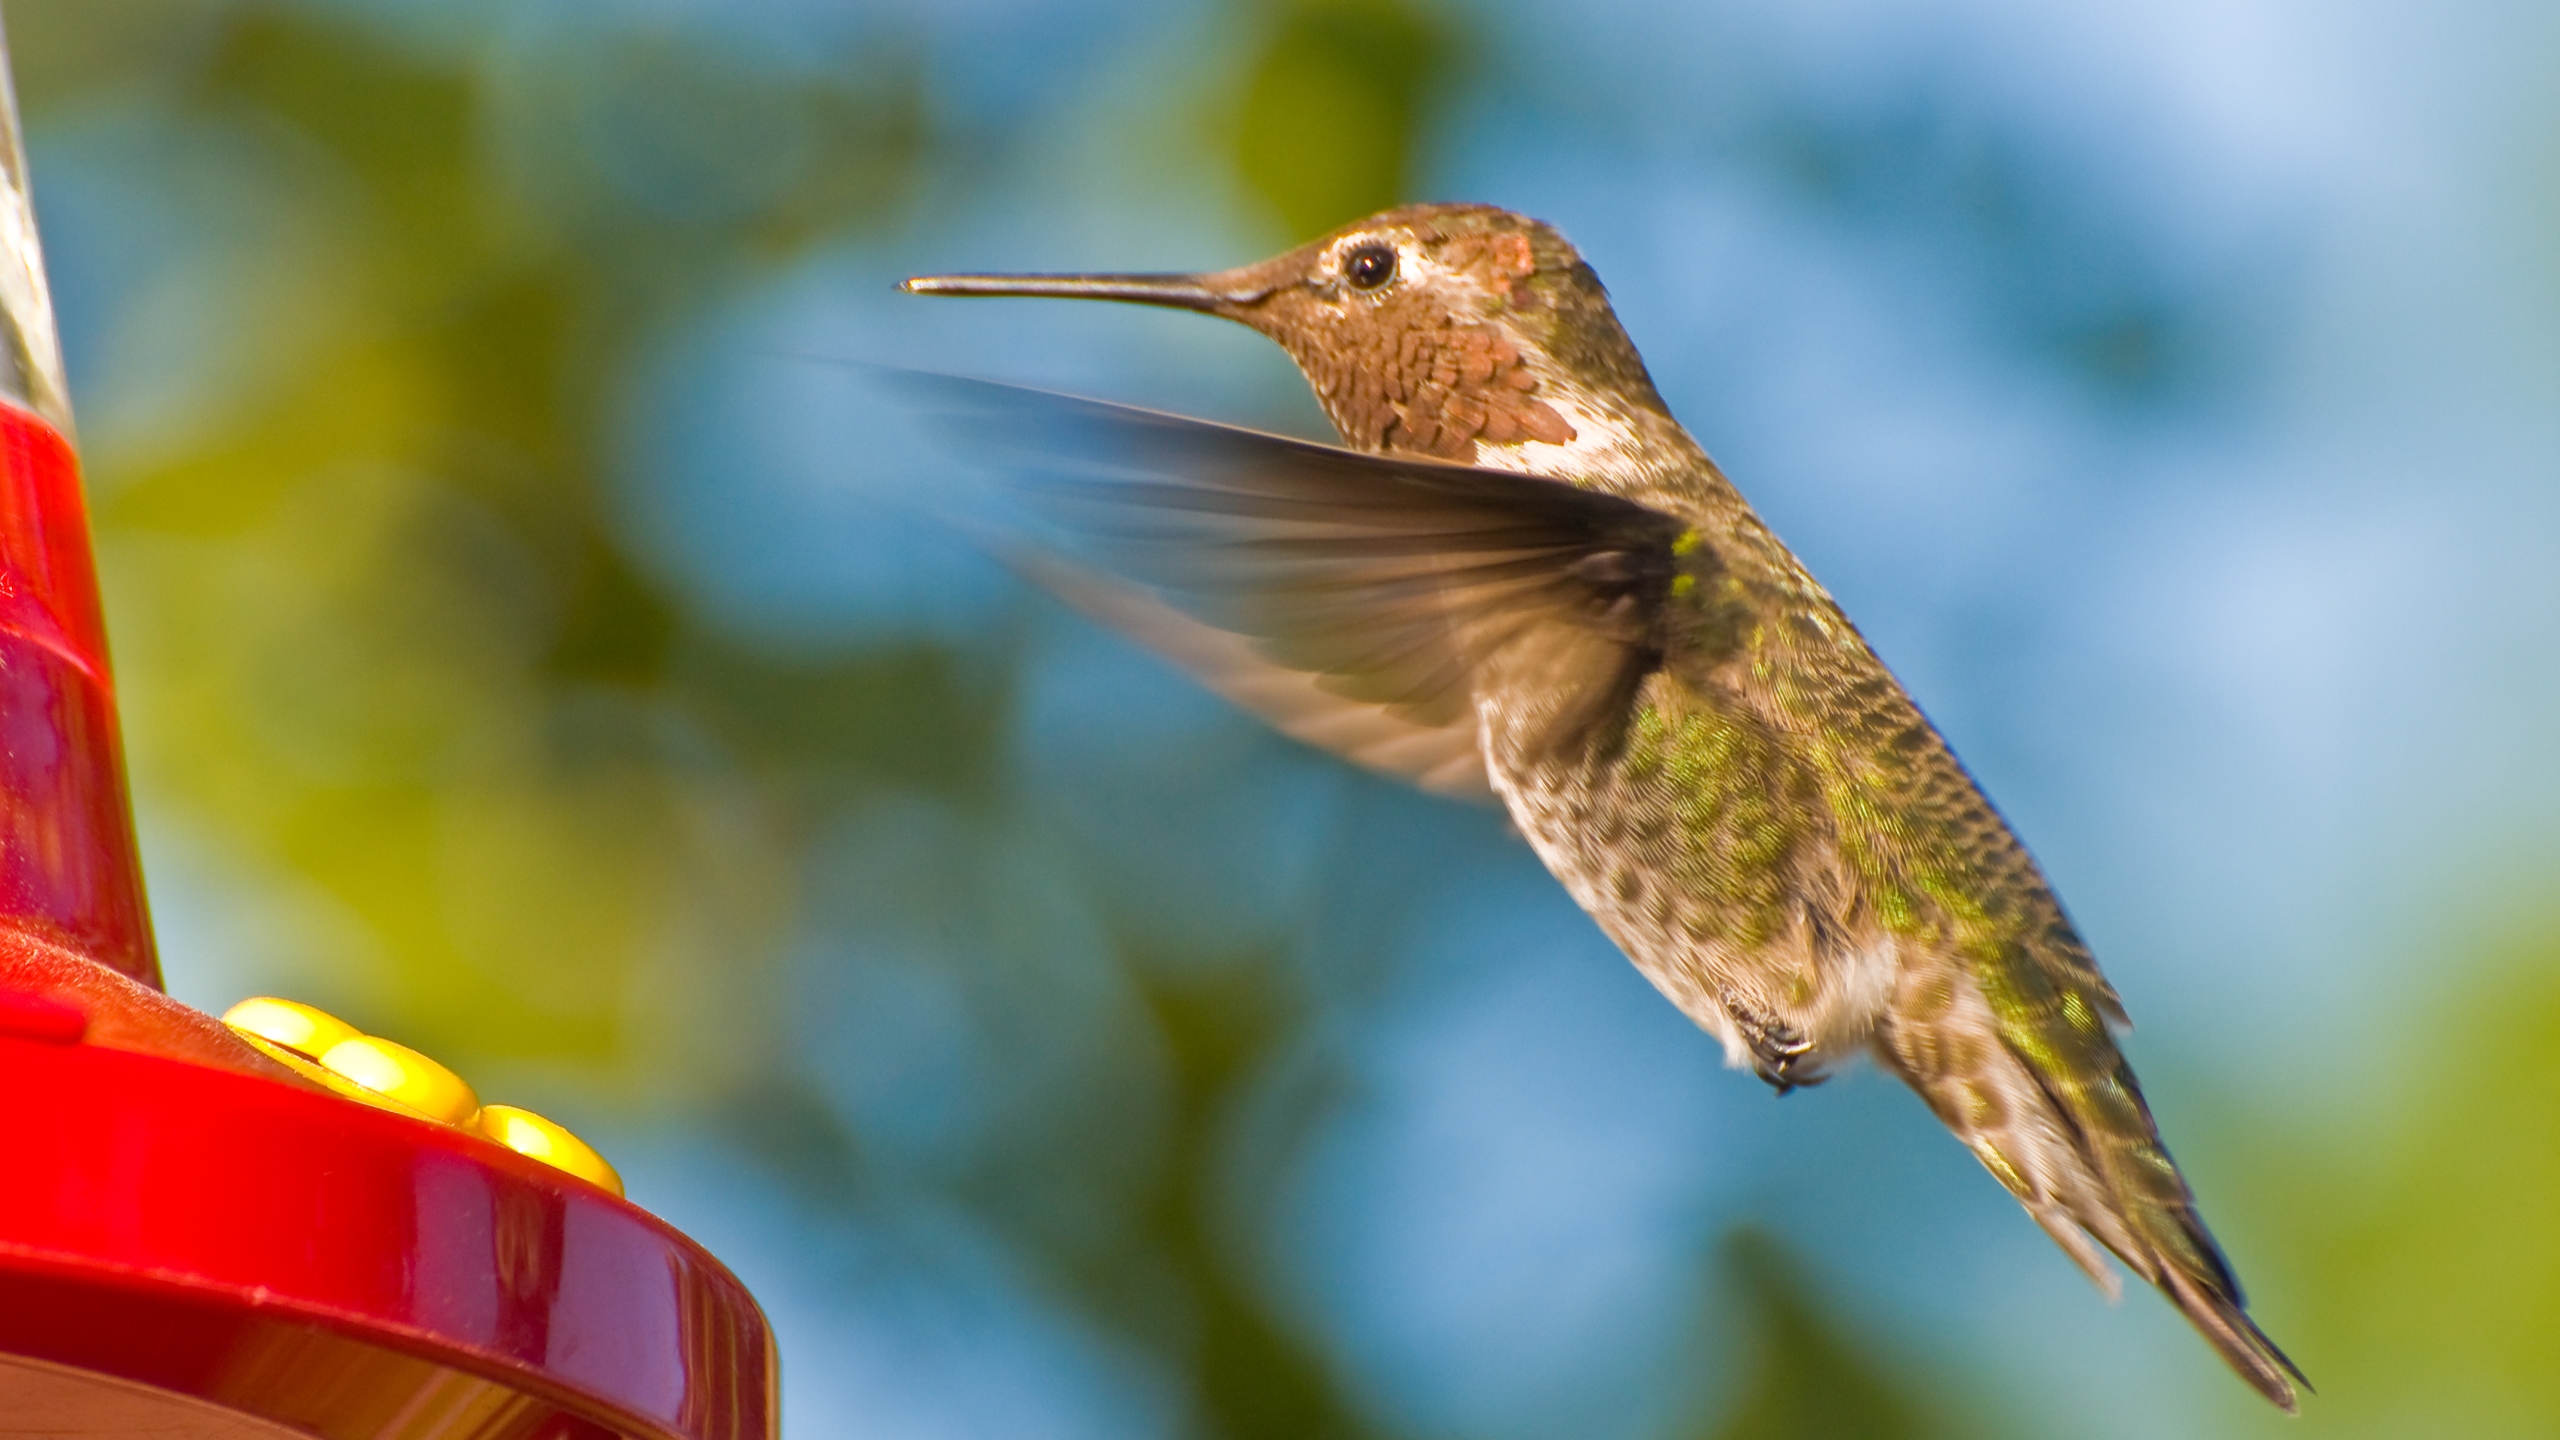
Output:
[{"xmin": 904, "ymin": 203, "xmax": 1678, "ymax": 474}]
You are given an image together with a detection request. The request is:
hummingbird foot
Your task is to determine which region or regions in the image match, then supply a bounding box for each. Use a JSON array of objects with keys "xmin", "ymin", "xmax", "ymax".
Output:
[{"xmin": 1723, "ymin": 995, "xmax": 1824, "ymax": 1095}]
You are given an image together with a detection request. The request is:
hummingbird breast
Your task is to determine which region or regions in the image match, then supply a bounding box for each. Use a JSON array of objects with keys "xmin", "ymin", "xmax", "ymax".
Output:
[{"xmin": 1474, "ymin": 663, "xmax": 1906, "ymax": 1082}]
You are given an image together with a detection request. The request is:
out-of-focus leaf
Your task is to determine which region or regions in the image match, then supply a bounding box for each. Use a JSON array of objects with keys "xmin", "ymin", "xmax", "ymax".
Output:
[
  {"xmin": 2243, "ymin": 930, "xmax": 2560, "ymax": 1437},
  {"xmin": 1699, "ymin": 1230, "xmax": 1942, "ymax": 1440},
  {"xmin": 1233, "ymin": 0, "xmax": 1449, "ymax": 241}
]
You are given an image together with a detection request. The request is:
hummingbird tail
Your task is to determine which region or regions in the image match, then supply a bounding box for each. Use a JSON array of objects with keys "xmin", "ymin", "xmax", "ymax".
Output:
[
  {"xmin": 1874, "ymin": 952, "xmax": 2306, "ymax": 1411},
  {"xmin": 2095, "ymin": 1095, "xmax": 2310, "ymax": 1410},
  {"xmin": 2053, "ymin": 1040, "xmax": 2309, "ymax": 1413},
  {"xmin": 2158, "ymin": 1253, "xmax": 2308, "ymax": 1413}
]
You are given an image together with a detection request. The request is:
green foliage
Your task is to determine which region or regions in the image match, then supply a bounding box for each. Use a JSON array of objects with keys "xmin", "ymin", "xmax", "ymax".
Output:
[
  {"xmin": 1697, "ymin": 1232, "xmax": 1944, "ymax": 1440},
  {"xmin": 1132, "ymin": 967, "xmax": 1385, "ymax": 1440},
  {"xmin": 1233, "ymin": 0, "xmax": 1449, "ymax": 240},
  {"xmin": 2221, "ymin": 929, "xmax": 2560, "ymax": 1438},
  {"xmin": 22, "ymin": 4, "xmax": 929, "ymax": 1076}
]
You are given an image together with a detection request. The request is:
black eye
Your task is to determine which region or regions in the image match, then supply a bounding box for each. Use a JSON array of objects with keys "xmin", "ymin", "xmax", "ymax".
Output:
[{"xmin": 1344, "ymin": 242, "xmax": 1397, "ymax": 291}]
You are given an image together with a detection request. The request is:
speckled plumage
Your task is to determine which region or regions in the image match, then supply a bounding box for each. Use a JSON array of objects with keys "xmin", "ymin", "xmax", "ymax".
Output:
[{"xmin": 902, "ymin": 202, "xmax": 2304, "ymax": 1409}]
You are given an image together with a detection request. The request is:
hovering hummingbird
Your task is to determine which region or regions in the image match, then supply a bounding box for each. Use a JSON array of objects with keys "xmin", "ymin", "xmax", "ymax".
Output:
[{"xmin": 899, "ymin": 203, "xmax": 2303, "ymax": 1409}]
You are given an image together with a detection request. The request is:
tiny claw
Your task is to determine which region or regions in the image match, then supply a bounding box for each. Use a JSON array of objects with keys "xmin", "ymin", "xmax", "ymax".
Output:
[{"xmin": 1724, "ymin": 992, "xmax": 1825, "ymax": 1095}]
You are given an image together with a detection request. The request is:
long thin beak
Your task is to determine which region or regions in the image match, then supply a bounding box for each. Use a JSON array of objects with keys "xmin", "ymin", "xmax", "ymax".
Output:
[{"xmin": 898, "ymin": 272, "xmax": 1246, "ymax": 312}]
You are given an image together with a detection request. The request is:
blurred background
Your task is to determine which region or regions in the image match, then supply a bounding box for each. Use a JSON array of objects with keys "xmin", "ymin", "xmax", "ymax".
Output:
[{"xmin": 14, "ymin": 0, "xmax": 2560, "ymax": 1435}]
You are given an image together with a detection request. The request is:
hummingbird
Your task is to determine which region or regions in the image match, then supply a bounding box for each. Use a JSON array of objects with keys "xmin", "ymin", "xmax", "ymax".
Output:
[{"xmin": 899, "ymin": 202, "xmax": 2304, "ymax": 1409}]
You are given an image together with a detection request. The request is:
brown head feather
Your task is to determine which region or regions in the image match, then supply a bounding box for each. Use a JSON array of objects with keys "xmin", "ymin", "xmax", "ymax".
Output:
[{"xmin": 1195, "ymin": 204, "xmax": 1670, "ymax": 465}]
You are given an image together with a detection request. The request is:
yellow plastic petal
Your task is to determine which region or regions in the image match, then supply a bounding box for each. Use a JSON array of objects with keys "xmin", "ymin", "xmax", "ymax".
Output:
[
  {"xmin": 476, "ymin": 1104, "xmax": 625, "ymax": 1196},
  {"xmin": 221, "ymin": 997, "xmax": 361, "ymax": 1061},
  {"xmin": 319, "ymin": 1035, "xmax": 481, "ymax": 1127},
  {"xmin": 228, "ymin": 1029, "xmax": 410, "ymax": 1110}
]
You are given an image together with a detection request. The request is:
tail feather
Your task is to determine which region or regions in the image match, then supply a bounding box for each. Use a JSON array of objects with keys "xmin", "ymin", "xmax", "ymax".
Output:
[
  {"xmin": 1874, "ymin": 951, "xmax": 2306, "ymax": 1412},
  {"xmin": 2072, "ymin": 1053, "xmax": 2307, "ymax": 1411},
  {"xmin": 2160, "ymin": 1256, "xmax": 2308, "ymax": 1412}
]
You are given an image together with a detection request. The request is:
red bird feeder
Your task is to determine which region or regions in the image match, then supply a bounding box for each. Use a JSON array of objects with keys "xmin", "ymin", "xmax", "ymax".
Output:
[{"xmin": 0, "ymin": 24, "xmax": 778, "ymax": 1440}]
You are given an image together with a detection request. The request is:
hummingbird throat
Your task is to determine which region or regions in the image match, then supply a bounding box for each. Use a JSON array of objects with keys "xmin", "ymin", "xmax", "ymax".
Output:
[{"xmin": 1287, "ymin": 303, "xmax": 1580, "ymax": 464}]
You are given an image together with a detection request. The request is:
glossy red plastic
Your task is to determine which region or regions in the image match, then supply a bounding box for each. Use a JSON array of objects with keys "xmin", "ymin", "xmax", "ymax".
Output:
[
  {"xmin": 0, "ymin": 393, "xmax": 780, "ymax": 1435},
  {"xmin": 0, "ymin": 1022, "xmax": 778, "ymax": 1440},
  {"xmin": 0, "ymin": 403, "xmax": 156, "ymax": 986}
]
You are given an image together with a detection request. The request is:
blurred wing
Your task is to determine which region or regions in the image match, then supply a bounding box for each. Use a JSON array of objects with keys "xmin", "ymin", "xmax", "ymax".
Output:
[
  {"xmin": 1011, "ymin": 551, "xmax": 1496, "ymax": 800},
  {"xmin": 890, "ymin": 371, "xmax": 1695, "ymax": 787}
]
